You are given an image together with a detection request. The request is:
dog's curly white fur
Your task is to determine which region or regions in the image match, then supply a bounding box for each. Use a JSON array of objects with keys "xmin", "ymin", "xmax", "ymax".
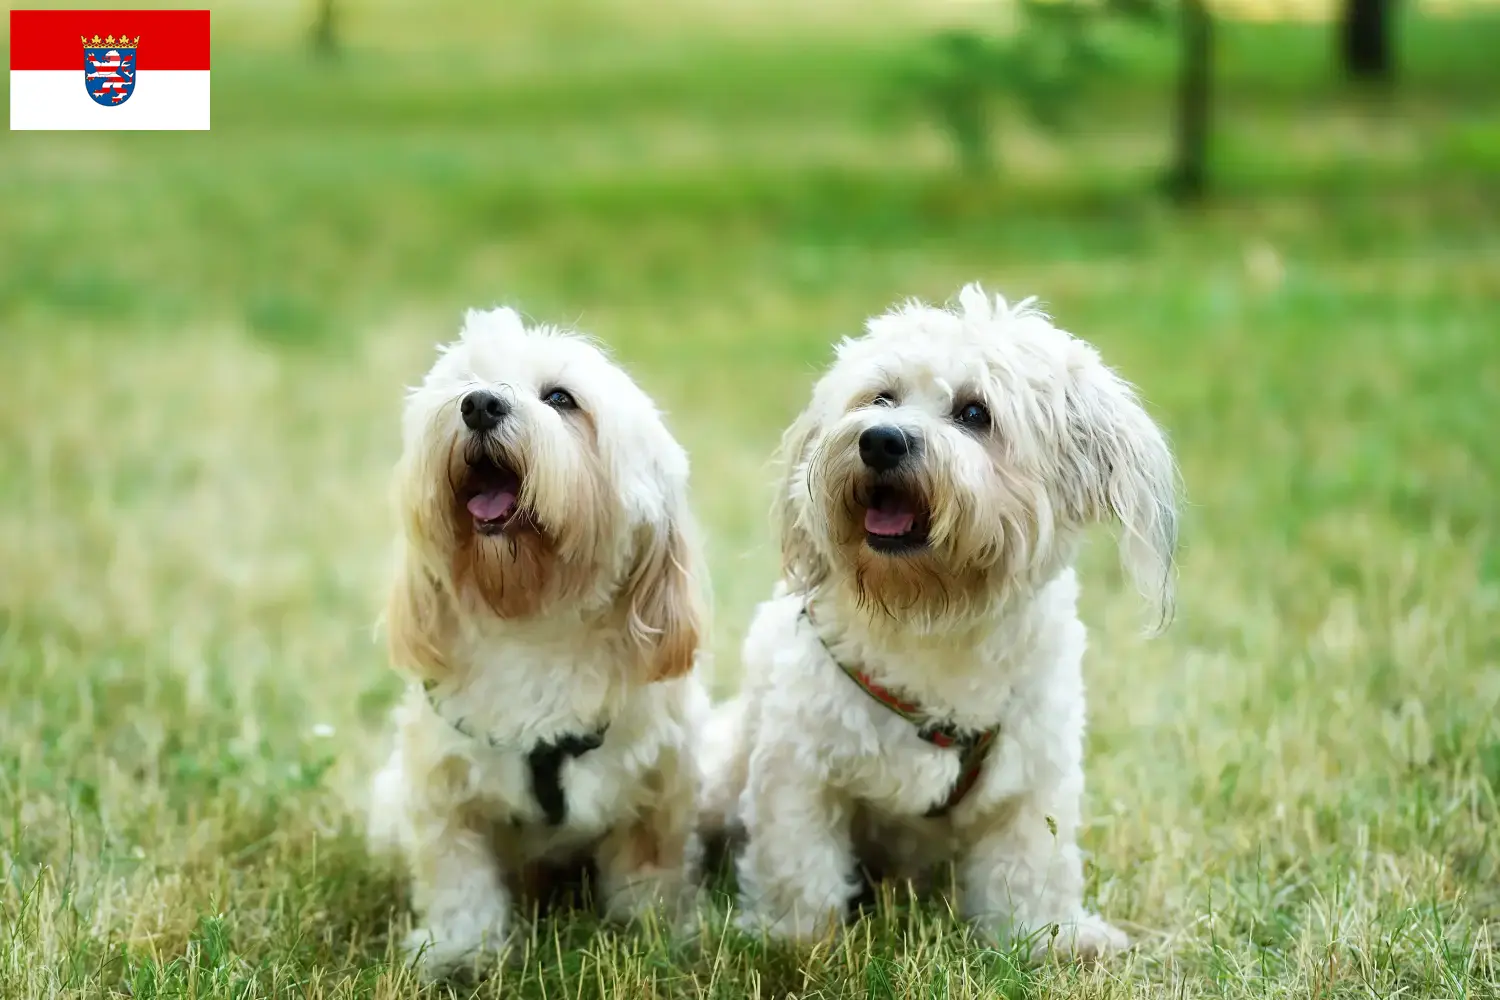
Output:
[
  {"xmin": 702, "ymin": 285, "xmax": 1178, "ymax": 959},
  {"xmin": 369, "ymin": 308, "xmax": 709, "ymax": 980}
]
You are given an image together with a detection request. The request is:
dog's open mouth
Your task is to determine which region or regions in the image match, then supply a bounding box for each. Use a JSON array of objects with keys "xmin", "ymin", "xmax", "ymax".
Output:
[
  {"xmin": 462, "ymin": 457, "xmax": 523, "ymax": 535},
  {"xmin": 862, "ymin": 484, "xmax": 930, "ymax": 554}
]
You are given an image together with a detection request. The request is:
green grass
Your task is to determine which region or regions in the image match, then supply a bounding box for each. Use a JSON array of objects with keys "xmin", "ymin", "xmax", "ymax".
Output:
[{"xmin": 2, "ymin": 1, "xmax": 1499, "ymax": 996}]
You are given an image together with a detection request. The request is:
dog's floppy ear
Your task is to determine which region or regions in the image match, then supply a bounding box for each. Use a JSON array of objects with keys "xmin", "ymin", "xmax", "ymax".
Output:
[
  {"xmin": 771, "ymin": 404, "xmax": 829, "ymax": 592},
  {"xmin": 386, "ymin": 544, "xmax": 451, "ymax": 680},
  {"xmin": 624, "ymin": 504, "xmax": 706, "ymax": 682},
  {"xmin": 1060, "ymin": 343, "xmax": 1180, "ymax": 625}
]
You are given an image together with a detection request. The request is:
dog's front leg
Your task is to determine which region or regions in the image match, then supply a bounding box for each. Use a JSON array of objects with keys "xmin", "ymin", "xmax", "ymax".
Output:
[
  {"xmin": 405, "ymin": 815, "xmax": 513, "ymax": 980},
  {"xmin": 735, "ymin": 751, "xmax": 858, "ymax": 942},
  {"xmin": 957, "ymin": 800, "xmax": 1127, "ymax": 962},
  {"xmin": 595, "ymin": 751, "xmax": 699, "ymax": 925}
]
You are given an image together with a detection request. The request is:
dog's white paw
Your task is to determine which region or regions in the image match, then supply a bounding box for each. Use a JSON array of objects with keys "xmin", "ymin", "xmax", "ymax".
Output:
[
  {"xmin": 601, "ymin": 875, "xmax": 708, "ymax": 943},
  {"xmin": 403, "ymin": 910, "xmax": 512, "ymax": 982},
  {"xmin": 601, "ymin": 869, "xmax": 693, "ymax": 923},
  {"xmin": 1033, "ymin": 913, "xmax": 1130, "ymax": 963},
  {"xmin": 732, "ymin": 901, "xmax": 842, "ymax": 945},
  {"xmin": 732, "ymin": 906, "xmax": 768, "ymax": 938}
]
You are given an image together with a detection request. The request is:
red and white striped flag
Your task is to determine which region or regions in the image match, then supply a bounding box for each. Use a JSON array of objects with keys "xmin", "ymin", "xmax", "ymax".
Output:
[{"xmin": 10, "ymin": 9, "xmax": 210, "ymax": 130}]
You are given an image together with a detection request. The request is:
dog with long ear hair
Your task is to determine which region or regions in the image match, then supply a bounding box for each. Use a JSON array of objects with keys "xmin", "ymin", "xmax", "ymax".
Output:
[
  {"xmin": 368, "ymin": 308, "xmax": 710, "ymax": 981},
  {"xmin": 701, "ymin": 286, "xmax": 1178, "ymax": 958}
]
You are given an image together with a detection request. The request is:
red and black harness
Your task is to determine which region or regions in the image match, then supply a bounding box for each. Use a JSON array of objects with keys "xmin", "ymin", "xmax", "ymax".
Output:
[{"xmin": 802, "ymin": 608, "xmax": 999, "ymax": 818}]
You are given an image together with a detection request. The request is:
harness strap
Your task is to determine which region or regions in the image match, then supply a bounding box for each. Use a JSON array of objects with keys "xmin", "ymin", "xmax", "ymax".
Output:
[
  {"xmin": 422, "ymin": 680, "xmax": 607, "ymax": 826},
  {"xmin": 526, "ymin": 730, "xmax": 606, "ymax": 826},
  {"xmin": 801, "ymin": 608, "xmax": 999, "ymax": 818}
]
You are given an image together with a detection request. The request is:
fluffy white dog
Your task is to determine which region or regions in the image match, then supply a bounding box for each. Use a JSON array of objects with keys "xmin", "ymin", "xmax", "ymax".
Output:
[
  {"xmin": 369, "ymin": 308, "xmax": 709, "ymax": 980},
  {"xmin": 701, "ymin": 285, "xmax": 1178, "ymax": 958}
]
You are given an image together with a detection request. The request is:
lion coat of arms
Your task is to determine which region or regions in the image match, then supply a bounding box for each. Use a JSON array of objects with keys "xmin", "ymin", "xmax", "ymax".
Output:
[{"xmin": 82, "ymin": 34, "xmax": 139, "ymax": 107}]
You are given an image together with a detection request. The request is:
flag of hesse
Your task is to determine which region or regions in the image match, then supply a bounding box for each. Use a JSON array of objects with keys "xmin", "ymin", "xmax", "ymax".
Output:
[{"xmin": 10, "ymin": 9, "xmax": 210, "ymax": 130}]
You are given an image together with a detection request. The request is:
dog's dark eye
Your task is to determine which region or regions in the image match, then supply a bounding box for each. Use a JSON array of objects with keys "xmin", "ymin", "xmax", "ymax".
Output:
[
  {"xmin": 542, "ymin": 387, "xmax": 577, "ymax": 410},
  {"xmin": 954, "ymin": 401, "xmax": 990, "ymax": 430},
  {"xmin": 872, "ymin": 391, "xmax": 898, "ymax": 408}
]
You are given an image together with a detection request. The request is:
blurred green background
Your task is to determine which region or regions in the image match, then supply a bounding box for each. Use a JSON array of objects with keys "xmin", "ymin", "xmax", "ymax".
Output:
[{"xmin": 2, "ymin": 1, "xmax": 1498, "ymax": 997}]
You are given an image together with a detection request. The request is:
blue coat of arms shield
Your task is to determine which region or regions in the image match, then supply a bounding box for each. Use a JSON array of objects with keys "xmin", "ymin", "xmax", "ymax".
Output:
[{"xmin": 83, "ymin": 35, "xmax": 138, "ymax": 107}]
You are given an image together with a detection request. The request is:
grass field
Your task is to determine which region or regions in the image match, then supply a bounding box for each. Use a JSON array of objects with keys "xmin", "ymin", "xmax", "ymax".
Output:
[{"xmin": 3, "ymin": 1, "xmax": 1499, "ymax": 996}]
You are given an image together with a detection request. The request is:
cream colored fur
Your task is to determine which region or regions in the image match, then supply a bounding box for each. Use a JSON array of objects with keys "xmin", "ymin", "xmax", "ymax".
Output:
[
  {"xmin": 369, "ymin": 308, "xmax": 709, "ymax": 980},
  {"xmin": 703, "ymin": 285, "xmax": 1178, "ymax": 960}
]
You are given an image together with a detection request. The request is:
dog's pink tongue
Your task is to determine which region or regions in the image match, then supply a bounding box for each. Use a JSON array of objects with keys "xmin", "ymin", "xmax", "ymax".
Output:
[
  {"xmin": 865, "ymin": 502, "xmax": 916, "ymax": 537},
  {"xmin": 467, "ymin": 488, "xmax": 517, "ymax": 522}
]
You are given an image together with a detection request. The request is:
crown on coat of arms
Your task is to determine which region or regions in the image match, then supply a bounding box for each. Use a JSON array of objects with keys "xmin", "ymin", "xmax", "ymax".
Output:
[{"xmin": 81, "ymin": 34, "xmax": 141, "ymax": 48}]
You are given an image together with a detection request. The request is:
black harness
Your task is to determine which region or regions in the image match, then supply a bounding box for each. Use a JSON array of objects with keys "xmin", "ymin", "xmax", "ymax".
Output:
[
  {"xmin": 524, "ymin": 729, "xmax": 607, "ymax": 825},
  {"xmin": 422, "ymin": 680, "xmax": 608, "ymax": 826}
]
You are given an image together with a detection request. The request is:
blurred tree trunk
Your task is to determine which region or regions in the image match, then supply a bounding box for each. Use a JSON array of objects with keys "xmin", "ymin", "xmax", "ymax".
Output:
[
  {"xmin": 1341, "ymin": 0, "xmax": 1395, "ymax": 81},
  {"xmin": 1167, "ymin": 0, "xmax": 1212, "ymax": 202},
  {"xmin": 312, "ymin": 0, "xmax": 338, "ymax": 59}
]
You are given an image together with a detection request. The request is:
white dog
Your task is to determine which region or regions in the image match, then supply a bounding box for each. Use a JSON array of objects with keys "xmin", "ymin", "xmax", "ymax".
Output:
[
  {"xmin": 701, "ymin": 285, "xmax": 1177, "ymax": 959},
  {"xmin": 369, "ymin": 308, "xmax": 709, "ymax": 980}
]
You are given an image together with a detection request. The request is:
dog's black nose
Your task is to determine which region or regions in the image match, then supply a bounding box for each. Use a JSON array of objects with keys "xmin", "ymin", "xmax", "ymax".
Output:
[
  {"xmin": 461, "ymin": 389, "xmax": 509, "ymax": 432},
  {"xmin": 859, "ymin": 425, "xmax": 912, "ymax": 472}
]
